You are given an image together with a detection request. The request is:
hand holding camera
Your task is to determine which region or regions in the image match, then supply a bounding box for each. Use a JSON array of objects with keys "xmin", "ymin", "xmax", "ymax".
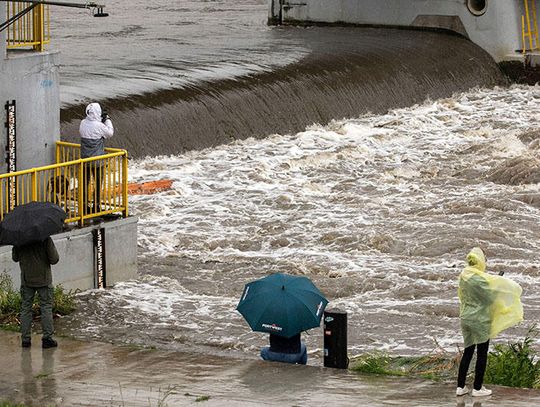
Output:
[{"xmin": 101, "ymin": 111, "xmax": 110, "ymax": 123}]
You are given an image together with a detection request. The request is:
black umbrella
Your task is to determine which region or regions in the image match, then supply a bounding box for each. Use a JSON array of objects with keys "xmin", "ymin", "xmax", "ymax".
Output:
[{"xmin": 0, "ymin": 202, "xmax": 67, "ymax": 246}]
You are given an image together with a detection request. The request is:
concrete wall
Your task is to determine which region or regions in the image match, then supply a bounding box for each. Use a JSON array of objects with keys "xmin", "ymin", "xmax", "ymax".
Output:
[
  {"xmin": 271, "ymin": 0, "xmax": 527, "ymax": 62},
  {"xmin": 0, "ymin": 2, "xmax": 60, "ymax": 174},
  {"xmin": 0, "ymin": 216, "xmax": 138, "ymax": 291}
]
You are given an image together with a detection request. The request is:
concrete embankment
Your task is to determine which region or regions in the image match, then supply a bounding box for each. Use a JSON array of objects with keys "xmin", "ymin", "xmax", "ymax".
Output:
[{"xmin": 1, "ymin": 331, "xmax": 539, "ymax": 406}]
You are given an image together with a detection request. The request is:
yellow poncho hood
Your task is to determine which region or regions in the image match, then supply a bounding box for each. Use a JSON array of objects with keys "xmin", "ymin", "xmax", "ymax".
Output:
[{"xmin": 458, "ymin": 247, "xmax": 523, "ymax": 347}]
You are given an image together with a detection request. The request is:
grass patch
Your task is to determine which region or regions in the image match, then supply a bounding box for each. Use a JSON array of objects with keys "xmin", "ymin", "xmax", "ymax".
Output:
[
  {"xmin": 351, "ymin": 328, "xmax": 540, "ymax": 389},
  {"xmin": 485, "ymin": 326, "xmax": 540, "ymax": 389},
  {"xmin": 0, "ymin": 401, "xmax": 26, "ymax": 407},
  {"xmin": 184, "ymin": 394, "xmax": 211, "ymax": 403},
  {"xmin": 0, "ymin": 272, "xmax": 77, "ymax": 328},
  {"xmin": 350, "ymin": 352, "xmax": 458, "ymax": 381},
  {"xmin": 195, "ymin": 395, "xmax": 210, "ymax": 402}
]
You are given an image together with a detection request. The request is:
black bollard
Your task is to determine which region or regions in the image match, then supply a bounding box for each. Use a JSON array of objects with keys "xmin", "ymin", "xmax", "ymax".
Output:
[{"xmin": 323, "ymin": 309, "xmax": 348, "ymax": 369}]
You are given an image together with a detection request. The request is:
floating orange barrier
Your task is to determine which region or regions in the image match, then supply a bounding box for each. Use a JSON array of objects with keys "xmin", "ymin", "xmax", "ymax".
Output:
[{"xmin": 126, "ymin": 179, "xmax": 173, "ymax": 195}]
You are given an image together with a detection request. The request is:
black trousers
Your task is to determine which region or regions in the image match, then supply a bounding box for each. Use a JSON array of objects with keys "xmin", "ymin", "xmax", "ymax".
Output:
[
  {"xmin": 83, "ymin": 162, "xmax": 103, "ymax": 213},
  {"xmin": 457, "ymin": 340, "xmax": 490, "ymax": 390}
]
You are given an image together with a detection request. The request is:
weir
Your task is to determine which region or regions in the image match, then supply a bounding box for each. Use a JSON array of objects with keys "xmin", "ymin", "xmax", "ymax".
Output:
[{"xmin": 60, "ymin": 27, "xmax": 506, "ymax": 158}]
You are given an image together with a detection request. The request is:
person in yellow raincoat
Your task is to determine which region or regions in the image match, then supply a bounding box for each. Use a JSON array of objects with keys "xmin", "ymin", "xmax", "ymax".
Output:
[{"xmin": 456, "ymin": 247, "xmax": 523, "ymax": 397}]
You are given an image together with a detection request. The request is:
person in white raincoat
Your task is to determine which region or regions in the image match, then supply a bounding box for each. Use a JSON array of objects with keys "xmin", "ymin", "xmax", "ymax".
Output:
[
  {"xmin": 456, "ymin": 247, "xmax": 523, "ymax": 397},
  {"xmin": 79, "ymin": 102, "xmax": 114, "ymax": 214}
]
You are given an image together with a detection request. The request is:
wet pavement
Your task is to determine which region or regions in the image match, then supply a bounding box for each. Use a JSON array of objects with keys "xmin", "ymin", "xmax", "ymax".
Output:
[{"xmin": 1, "ymin": 332, "xmax": 539, "ymax": 406}]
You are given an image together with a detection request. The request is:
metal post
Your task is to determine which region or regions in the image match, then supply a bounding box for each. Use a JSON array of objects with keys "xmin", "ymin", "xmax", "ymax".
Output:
[
  {"xmin": 525, "ymin": 0, "xmax": 534, "ymax": 50},
  {"xmin": 78, "ymin": 160, "xmax": 84, "ymax": 226},
  {"xmin": 31, "ymin": 170, "xmax": 37, "ymax": 201},
  {"xmin": 531, "ymin": 0, "xmax": 540, "ymax": 50},
  {"xmin": 32, "ymin": 3, "xmax": 44, "ymax": 51},
  {"xmin": 523, "ymin": 15, "xmax": 527, "ymax": 53},
  {"xmin": 323, "ymin": 309, "xmax": 349, "ymax": 369},
  {"xmin": 122, "ymin": 151, "xmax": 128, "ymax": 218}
]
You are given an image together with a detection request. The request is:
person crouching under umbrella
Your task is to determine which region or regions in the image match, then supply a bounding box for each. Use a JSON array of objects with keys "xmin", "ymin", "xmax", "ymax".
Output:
[{"xmin": 260, "ymin": 332, "xmax": 307, "ymax": 365}]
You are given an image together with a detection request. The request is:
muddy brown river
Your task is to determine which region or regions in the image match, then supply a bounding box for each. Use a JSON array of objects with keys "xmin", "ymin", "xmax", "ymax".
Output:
[{"xmin": 58, "ymin": 85, "xmax": 540, "ymax": 363}]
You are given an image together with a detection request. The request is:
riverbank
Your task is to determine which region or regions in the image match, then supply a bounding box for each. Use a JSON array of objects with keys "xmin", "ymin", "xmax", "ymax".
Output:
[{"xmin": 1, "ymin": 331, "xmax": 539, "ymax": 406}]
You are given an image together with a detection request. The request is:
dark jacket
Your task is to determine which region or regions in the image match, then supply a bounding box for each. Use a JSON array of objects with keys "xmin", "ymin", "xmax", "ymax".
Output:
[
  {"xmin": 269, "ymin": 333, "xmax": 301, "ymax": 354},
  {"xmin": 12, "ymin": 237, "xmax": 59, "ymax": 287},
  {"xmin": 81, "ymin": 137, "xmax": 106, "ymax": 159}
]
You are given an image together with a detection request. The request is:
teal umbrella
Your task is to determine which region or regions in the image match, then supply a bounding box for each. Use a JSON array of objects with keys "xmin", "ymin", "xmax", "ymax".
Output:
[{"xmin": 236, "ymin": 273, "xmax": 328, "ymax": 338}]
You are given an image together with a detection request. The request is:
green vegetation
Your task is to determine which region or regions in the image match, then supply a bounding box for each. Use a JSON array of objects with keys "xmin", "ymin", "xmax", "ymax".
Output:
[
  {"xmin": 351, "ymin": 327, "xmax": 540, "ymax": 389},
  {"xmin": 0, "ymin": 401, "xmax": 26, "ymax": 407},
  {"xmin": 350, "ymin": 352, "xmax": 458, "ymax": 381},
  {"xmin": 0, "ymin": 272, "xmax": 77, "ymax": 329},
  {"xmin": 195, "ymin": 395, "xmax": 210, "ymax": 402},
  {"xmin": 485, "ymin": 327, "xmax": 540, "ymax": 389},
  {"xmin": 183, "ymin": 393, "xmax": 210, "ymax": 403},
  {"xmin": 0, "ymin": 273, "xmax": 21, "ymax": 325}
]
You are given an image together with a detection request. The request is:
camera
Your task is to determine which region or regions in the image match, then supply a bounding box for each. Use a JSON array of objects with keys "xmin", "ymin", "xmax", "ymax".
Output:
[{"xmin": 101, "ymin": 111, "xmax": 110, "ymax": 123}]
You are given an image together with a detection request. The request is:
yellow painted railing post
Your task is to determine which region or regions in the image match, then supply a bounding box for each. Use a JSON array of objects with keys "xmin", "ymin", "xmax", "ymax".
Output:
[
  {"xmin": 78, "ymin": 160, "xmax": 84, "ymax": 227},
  {"xmin": 32, "ymin": 4, "xmax": 44, "ymax": 52},
  {"xmin": 523, "ymin": 0, "xmax": 540, "ymax": 51},
  {"xmin": 55, "ymin": 142, "xmax": 60, "ymax": 164},
  {"xmin": 532, "ymin": 0, "xmax": 540, "ymax": 49},
  {"xmin": 31, "ymin": 170, "xmax": 37, "ymax": 201},
  {"xmin": 523, "ymin": 15, "xmax": 527, "ymax": 53},
  {"xmin": 122, "ymin": 151, "xmax": 129, "ymax": 218},
  {"xmin": 526, "ymin": 0, "xmax": 533, "ymax": 50}
]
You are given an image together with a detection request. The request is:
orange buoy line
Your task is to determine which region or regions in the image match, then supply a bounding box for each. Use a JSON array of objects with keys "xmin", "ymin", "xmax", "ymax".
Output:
[{"xmin": 126, "ymin": 179, "xmax": 173, "ymax": 195}]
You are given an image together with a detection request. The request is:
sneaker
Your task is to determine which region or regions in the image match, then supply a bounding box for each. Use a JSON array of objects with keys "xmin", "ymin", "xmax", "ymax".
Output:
[
  {"xmin": 42, "ymin": 338, "xmax": 58, "ymax": 349},
  {"xmin": 472, "ymin": 386, "xmax": 492, "ymax": 397},
  {"xmin": 21, "ymin": 339, "xmax": 31, "ymax": 348},
  {"xmin": 456, "ymin": 386, "xmax": 469, "ymax": 396}
]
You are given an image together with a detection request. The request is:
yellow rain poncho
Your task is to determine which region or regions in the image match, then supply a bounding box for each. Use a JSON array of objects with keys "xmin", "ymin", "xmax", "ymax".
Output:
[{"xmin": 458, "ymin": 247, "xmax": 523, "ymax": 348}]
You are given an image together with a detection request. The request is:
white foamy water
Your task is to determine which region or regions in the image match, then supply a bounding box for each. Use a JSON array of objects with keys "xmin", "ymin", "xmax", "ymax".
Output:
[{"xmin": 65, "ymin": 84, "xmax": 540, "ymax": 359}]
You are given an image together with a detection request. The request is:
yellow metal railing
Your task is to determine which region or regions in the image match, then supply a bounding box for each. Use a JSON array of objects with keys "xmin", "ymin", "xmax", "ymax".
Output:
[
  {"xmin": 522, "ymin": 0, "xmax": 540, "ymax": 53},
  {"xmin": 6, "ymin": 2, "xmax": 50, "ymax": 51},
  {"xmin": 1, "ymin": 141, "xmax": 128, "ymax": 226}
]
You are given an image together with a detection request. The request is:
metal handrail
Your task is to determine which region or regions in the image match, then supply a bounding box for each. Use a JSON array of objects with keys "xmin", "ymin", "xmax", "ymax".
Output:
[
  {"xmin": 522, "ymin": 0, "xmax": 540, "ymax": 53},
  {"xmin": 1, "ymin": 142, "xmax": 128, "ymax": 226},
  {"xmin": 2, "ymin": 1, "xmax": 108, "ymax": 49},
  {"xmin": 4, "ymin": 1, "xmax": 50, "ymax": 51}
]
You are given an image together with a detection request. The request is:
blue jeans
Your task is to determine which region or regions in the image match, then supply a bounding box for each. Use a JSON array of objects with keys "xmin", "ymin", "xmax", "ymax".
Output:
[{"xmin": 260, "ymin": 343, "xmax": 307, "ymax": 365}]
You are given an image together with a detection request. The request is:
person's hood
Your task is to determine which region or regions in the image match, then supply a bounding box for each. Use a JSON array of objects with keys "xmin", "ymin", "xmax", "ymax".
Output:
[
  {"xmin": 466, "ymin": 247, "xmax": 486, "ymax": 273},
  {"xmin": 85, "ymin": 103, "xmax": 102, "ymax": 122}
]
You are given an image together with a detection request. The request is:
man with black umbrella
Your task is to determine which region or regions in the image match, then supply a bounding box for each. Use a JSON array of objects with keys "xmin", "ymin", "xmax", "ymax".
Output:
[{"xmin": 12, "ymin": 237, "xmax": 59, "ymax": 348}]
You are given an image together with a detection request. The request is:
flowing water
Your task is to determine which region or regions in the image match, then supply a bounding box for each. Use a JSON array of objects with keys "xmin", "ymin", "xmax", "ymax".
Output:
[
  {"xmin": 59, "ymin": 85, "xmax": 540, "ymax": 360},
  {"xmin": 55, "ymin": 0, "xmax": 504, "ymax": 157},
  {"xmin": 49, "ymin": 1, "xmax": 540, "ymax": 361}
]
